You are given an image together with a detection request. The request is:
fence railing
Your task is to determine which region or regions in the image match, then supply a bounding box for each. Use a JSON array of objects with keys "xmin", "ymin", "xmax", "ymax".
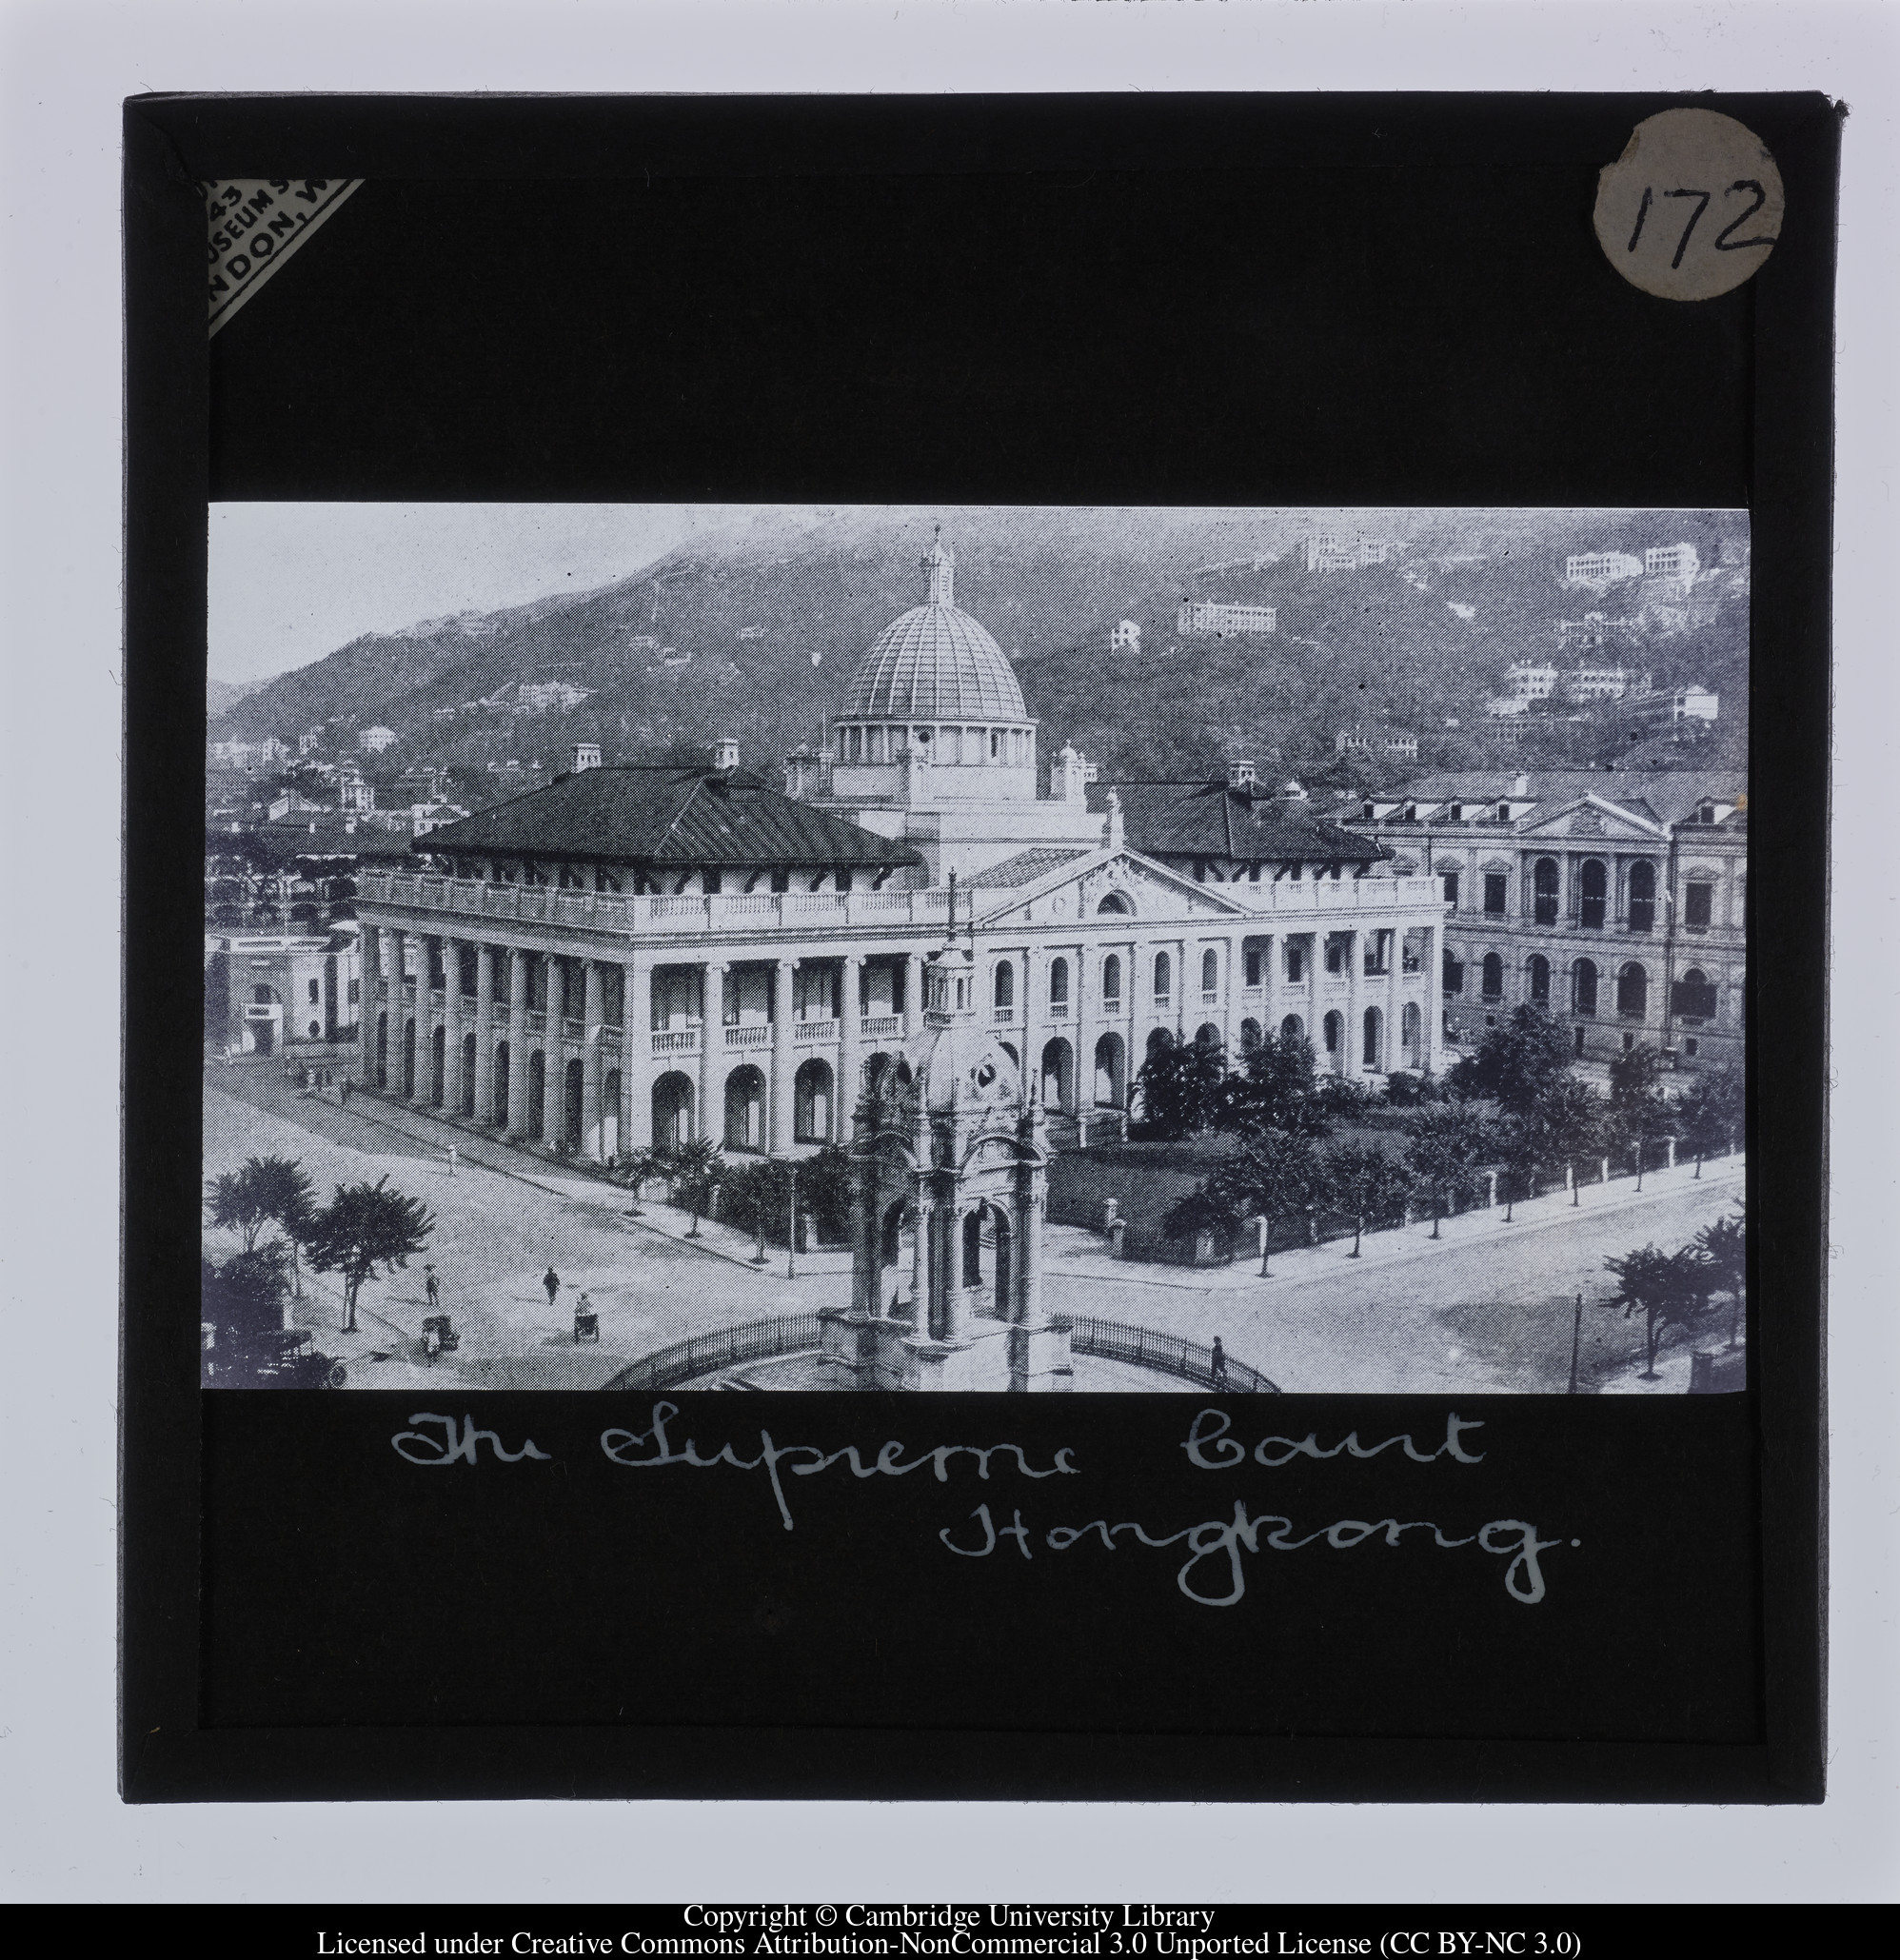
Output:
[
  {"xmin": 602, "ymin": 1313, "xmax": 826, "ymax": 1391},
  {"xmin": 1054, "ymin": 1315, "xmax": 1279, "ymax": 1393}
]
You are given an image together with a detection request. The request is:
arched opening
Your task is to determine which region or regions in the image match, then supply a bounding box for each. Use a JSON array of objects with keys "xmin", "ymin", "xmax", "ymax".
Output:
[
  {"xmin": 1534, "ymin": 857, "xmax": 1560, "ymax": 926},
  {"xmin": 1040, "ymin": 1037, "xmax": 1076, "ymax": 1112},
  {"xmin": 1096, "ymin": 892, "xmax": 1132, "ymax": 916},
  {"xmin": 652, "ymin": 1072, "xmax": 695, "ymax": 1153},
  {"xmin": 1401, "ymin": 1000, "xmax": 1422, "ymax": 1068},
  {"xmin": 1239, "ymin": 1018, "xmax": 1262, "ymax": 1055},
  {"xmin": 1153, "ymin": 951, "xmax": 1172, "ymax": 1002},
  {"xmin": 1580, "ymin": 858, "xmax": 1608, "ymax": 930},
  {"xmin": 402, "ymin": 1018, "xmax": 417, "ymax": 1098},
  {"xmin": 863, "ymin": 1051, "xmax": 895, "ymax": 1097},
  {"xmin": 492, "ymin": 1040, "xmax": 509, "ymax": 1127},
  {"xmin": 525, "ymin": 1049, "xmax": 546, "ymax": 1137},
  {"xmin": 794, "ymin": 1058, "xmax": 834, "ymax": 1142},
  {"xmin": 307, "ymin": 1020, "xmax": 322, "ymax": 1041},
  {"xmin": 1617, "ymin": 961, "xmax": 1649, "ymax": 1019},
  {"xmin": 1200, "ymin": 947, "xmax": 1219, "ymax": 994},
  {"xmin": 1094, "ymin": 1032, "xmax": 1127, "ymax": 1108},
  {"xmin": 1100, "ymin": 953, "xmax": 1122, "ymax": 1008},
  {"xmin": 1628, "ymin": 860, "xmax": 1657, "ymax": 933},
  {"xmin": 374, "ymin": 1012, "xmax": 388, "ymax": 1086},
  {"xmin": 1481, "ymin": 952, "xmax": 1504, "ymax": 1000},
  {"xmin": 1322, "ymin": 1010, "xmax": 1344, "ymax": 1071},
  {"xmin": 1528, "ymin": 954, "xmax": 1551, "ymax": 1006},
  {"xmin": 724, "ymin": 1064, "xmax": 767, "ymax": 1151},
  {"xmin": 881, "ymin": 1201, "xmax": 906, "ymax": 1272},
  {"xmin": 461, "ymin": 1032, "xmax": 478, "ymax": 1116},
  {"xmin": 602, "ymin": 1068, "xmax": 621, "ymax": 1158},
  {"xmin": 1280, "ymin": 1014, "xmax": 1306, "ymax": 1043},
  {"xmin": 1672, "ymin": 966, "xmax": 1718, "ymax": 1020},
  {"xmin": 992, "ymin": 960, "xmax": 1015, "ymax": 1013},
  {"xmin": 1195, "ymin": 1021, "xmax": 1221, "ymax": 1050},
  {"xmin": 893, "ymin": 1059, "xmax": 914, "ymax": 1087},
  {"xmin": 1573, "ymin": 958, "xmax": 1598, "ymax": 1017},
  {"xmin": 1362, "ymin": 1005, "xmax": 1383, "ymax": 1071},
  {"xmin": 1145, "ymin": 1027, "xmax": 1173, "ymax": 1059},
  {"xmin": 962, "ymin": 1208, "xmax": 983, "ymax": 1290},
  {"xmin": 990, "ymin": 1207, "xmax": 1013, "ymax": 1322},
  {"xmin": 430, "ymin": 1023, "xmax": 446, "ymax": 1106},
  {"xmin": 1048, "ymin": 957, "xmax": 1070, "ymax": 1012},
  {"xmin": 564, "ymin": 1058, "xmax": 584, "ymax": 1150}
]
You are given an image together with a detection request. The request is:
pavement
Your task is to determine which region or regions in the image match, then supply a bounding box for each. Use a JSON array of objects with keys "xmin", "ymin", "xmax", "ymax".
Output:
[{"xmin": 205, "ymin": 1059, "xmax": 1745, "ymax": 1395}]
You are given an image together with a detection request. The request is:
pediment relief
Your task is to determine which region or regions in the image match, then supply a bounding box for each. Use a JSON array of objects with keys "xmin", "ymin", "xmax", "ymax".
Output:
[
  {"xmin": 984, "ymin": 850, "xmax": 1246, "ymax": 929},
  {"xmin": 1514, "ymin": 797, "xmax": 1663, "ymax": 844}
]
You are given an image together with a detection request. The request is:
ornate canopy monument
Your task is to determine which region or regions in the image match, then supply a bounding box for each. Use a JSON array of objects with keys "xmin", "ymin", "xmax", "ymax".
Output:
[{"xmin": 821, "ymin": 881, "xmax": 1071, "ymax": 1392}]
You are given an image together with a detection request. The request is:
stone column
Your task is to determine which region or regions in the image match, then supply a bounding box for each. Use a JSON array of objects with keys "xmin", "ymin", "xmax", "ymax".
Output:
[
  {"xmin": 838, "ymin": 954, "xmax": 862, "ymax": 1140},
  {"xmin": 1425, "ymin": 920, "xmax": 1445, "ymax": 1077},
  {"xmin": 472, "ymin": 942, "xmax": 495, "ymax": 1122},
  {"xmin": 911, "ymin": 1190, "xmax": 935, "ymax": 1336},
  {"xmin": 386, "ymin": 928, "xmax": 410, "ymax": 1097},
  {"xmin": 444, "ymin": 936, "xmax": 465, "ymax": 1115},
  {"xmin": 543, "ymin": 957, "xmax": 566, "ymax": 1148},
  {"xmin": 1019, "ymin": 946, "xmax": 1041, "ymax": 1109},
  {"xmin": 848, "ymin": 1151, "xmax": 875, "ymax": 1318},
  {"xmin": 506, "ymin": 946, "xmax": 530, "ymax": 1138},
  {"xmin": 1017, "ymin": 1188, "xmax": 1045, "ymax": 1327},
  {"xmin": 1076, "ymin": 944, "xmax": 1098, "ymax": 1121},
  {"xmin": 622, "ymin": 953, "xmax": 650, "ymax": 1151},
  {"xmin": 699, "ymin": 961, "xmax": 726, "ymax": 1148},
  {"xmin": 770, "ymin": 958, "xmax": 798, "ymax": 1155},
  {"xmin": 940, "ymin": 1203, "xmax": 968, "ymax": 1344},
  {"xmin": 1263, "ymin": 930, "xmax": 1280, "ymax": 1044},
  {"xmin": 1385, "ymin": 928, "xmax": 1402, "ymax": 1075},
  {"xmin": 582, "ymin": 958, "xmax": 604, "ymax": 1158},
  {"xmin": 414, "ymin": 935, "xmax": 438, "ymax": 1104},
  {"xmin": 357, "ymin": 922, "xmax": 381, "ymax": 1083},
  {"xmin": 1344, "ymin": 928, "xmax": 1362, "ymax": 1077},
  {"xmin": 903, "ymin": 951, "xmax": 924, "ymax": 1044}
]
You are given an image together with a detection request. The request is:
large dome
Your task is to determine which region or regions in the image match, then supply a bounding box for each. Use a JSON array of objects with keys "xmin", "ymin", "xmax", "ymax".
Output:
[{"xmin": 840, "ymin": 537, "xmax": 1029, "ymax": 723}]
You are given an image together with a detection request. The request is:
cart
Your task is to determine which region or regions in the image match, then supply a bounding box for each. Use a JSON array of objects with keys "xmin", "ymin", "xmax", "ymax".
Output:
[
  {"xmin": 573, "ymin": 1303, "xmax": 600, "ymax": 1344},
  {"xmin": 421, "ymin": 1313, "xmax": 460, "ymax": 1360}
]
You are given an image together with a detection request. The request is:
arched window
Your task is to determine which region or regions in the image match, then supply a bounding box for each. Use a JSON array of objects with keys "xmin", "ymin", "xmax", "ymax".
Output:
[
  {"xmin": 1200, "ymin": 947, "xmax": 1219, "ymax": 995},
  {"xmin": 1280, "ymin": 1014, "xmax": 1306, "ymax": 1043},
  {"xmin": 1628, "ymin": 861, "xmax": 1657, "ymax": 933},
  {"xmin": 1529, "ymin": 954, "xmax": 1551, "ymax": 1005},
  {"xmin": 1153, "ymin": 951, "xmax": 1172, "ymax": 1001},
  {"xmin": 1617, "ymin": 962, "xmax": 1649, "ymax": 1019},
  {"xmin": 1048, "ymin": 958, "xmax": 1069, "ymax": 1009},
  {"xmin": 993, "ymin": 960, "xmax": 1015, "ymax": 1012},
  {"xmin": 1672, "ymin": 966, "xmax": 1719, "ymax": 1020},
  {"xmin": 1579, "ymin": 858, "xmax": 1608, "ymax": 930},
  {"xmin": 1442, "ymin": 949, "xmax": 1465, "ymax": 996},
  {"xmin": 1101, "ymin": 954, "xmax": 1121, "ymax": 1005},
  {"xmin": 1481, "ymin": 952, "xmax": 1504, "ymax": 1000},
  {"xmin": 1573, "ymin": 959, "xmax": 1598, "ymax": 1017},
  {"xmin": 1097, "ymin": 892, "xmax": 1132, "ymax": 916},
  {"xmin": 1534, "ymin": 858, "xmax": 1560, "ymax": 926}
]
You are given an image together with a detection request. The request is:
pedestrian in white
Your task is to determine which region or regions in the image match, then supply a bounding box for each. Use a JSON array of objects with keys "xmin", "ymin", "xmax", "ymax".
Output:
[{"xmin": 446, "ymin": 1143, "xmax": 458, "ymax": 1178}]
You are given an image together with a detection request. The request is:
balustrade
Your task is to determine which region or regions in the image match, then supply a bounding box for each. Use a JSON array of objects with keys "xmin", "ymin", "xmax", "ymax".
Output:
[{"xmin": 793, "ymin": 1019, "xmax": 840, "ymax": 1044}]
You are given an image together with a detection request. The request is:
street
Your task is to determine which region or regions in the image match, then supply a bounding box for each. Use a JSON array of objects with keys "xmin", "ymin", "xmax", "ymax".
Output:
[{"xmin": 205, "ymin": 1064, "xmax": 1743, "ymax": 1394}]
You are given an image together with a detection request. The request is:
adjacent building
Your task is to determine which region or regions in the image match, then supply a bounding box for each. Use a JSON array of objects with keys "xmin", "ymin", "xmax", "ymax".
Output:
[
  {"xmin": 1564, "ymin": 551, "xmax": 1644, "ymax": 583},
  {"xmin": 1344, "ymin": 770, "xmax": 1746, "ymax": 1070},
  {"xmin": 1176, "ymin": 599, "xmax": 1277, "ymax": 638}
]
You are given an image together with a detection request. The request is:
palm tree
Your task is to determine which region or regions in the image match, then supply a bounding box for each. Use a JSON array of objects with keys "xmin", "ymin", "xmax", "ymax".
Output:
[
  {"xmin": 1694, "ymin": 1205, "xmax": 1748, "ymax": 1350},
  {"xmin": 303, "ymin": 1176, "xmax": 436, "ymax": 1334},
  {"xmin": 1604, "ymin": 1242, "xmax": 1710, "ymax": 1381},
  {"xmin": 669, "ymin": 1138, "xmax": 725, "ymax": 1237},
  {"xmin": 614, "ymin": 1146, "xmax": 662, "ymax": 1217}
]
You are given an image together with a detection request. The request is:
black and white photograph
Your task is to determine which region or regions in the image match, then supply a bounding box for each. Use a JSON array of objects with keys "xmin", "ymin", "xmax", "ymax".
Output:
[{"xmin": 203, "ymin": 503, "xmax": 1750, "ymax": 1398}]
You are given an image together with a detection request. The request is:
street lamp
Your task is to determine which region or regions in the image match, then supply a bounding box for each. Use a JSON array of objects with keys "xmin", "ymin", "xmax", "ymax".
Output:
[{"xmin": 785, "ymin": 1160, "xmax": 799, "ymax": 1280}]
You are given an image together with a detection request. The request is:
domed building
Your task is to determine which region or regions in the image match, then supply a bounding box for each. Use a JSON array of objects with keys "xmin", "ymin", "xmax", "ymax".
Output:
[{"xmin": 785, "ymin": 533, "xmax": 1107, "ymax": 881}]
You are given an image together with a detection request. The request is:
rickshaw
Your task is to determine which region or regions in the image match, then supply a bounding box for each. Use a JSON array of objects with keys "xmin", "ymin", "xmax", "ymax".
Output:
[
  {"xmin": 247, "ymin": 1328, "xmax": 347, "ymax": 1389},
  {"xmin": 572, "ymin": 1298, "xmax": 600, "ymax": 1344},
  {"xmin": 421, "ymin": 1314, "xmax": 460, "ymax": 1362}
]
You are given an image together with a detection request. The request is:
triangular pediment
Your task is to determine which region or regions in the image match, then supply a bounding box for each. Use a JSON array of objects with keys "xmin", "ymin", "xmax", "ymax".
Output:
[
  {"xmin": 1514, "ymin": 795, "xmax": 1665, "ymax": 843},
  {"xmin": 972, "ymin": 847, "xmax": 1253, "ymax": 929}
]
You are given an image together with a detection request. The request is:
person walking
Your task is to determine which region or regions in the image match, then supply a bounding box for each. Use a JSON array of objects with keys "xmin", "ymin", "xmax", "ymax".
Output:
[
  {"xmin": 425, "ymin": 1265, "xmax": 441, "ymax": 1312},
  {"xmin": 446, "ymin": 1143, "xmax": 458, "ymax": 1178},
  {"xmin": 544, "ymin": 1266, "xmax": 561, "ymax": 1309},
  {"xmin": 1210, "ymin": 1336, "xmax": 1229, "ymax": 1388},
  {"xmin": 340, "ymin": 1077, "xmax": 351, "ymax": 1106}
]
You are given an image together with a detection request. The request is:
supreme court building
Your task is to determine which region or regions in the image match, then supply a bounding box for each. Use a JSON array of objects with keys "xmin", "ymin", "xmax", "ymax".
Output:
[{"xmin": 353, "ymin": 542, "xmax": 1450, "ymax": 1161}]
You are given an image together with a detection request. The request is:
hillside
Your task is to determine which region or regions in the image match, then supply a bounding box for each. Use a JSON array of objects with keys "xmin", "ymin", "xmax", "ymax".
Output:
[{"xmin": 210, "ymin": 506, "xmax": 1751, "ymax": 786}]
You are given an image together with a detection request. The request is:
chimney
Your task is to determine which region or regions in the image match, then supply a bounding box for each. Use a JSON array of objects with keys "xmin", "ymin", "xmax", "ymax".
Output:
[
  {"xmin": 1512, "ymin": 773, "xmax": 1530, "ymax": 797},
  {"xmin": 713, "ymin": 737, "xmax": 741, "ymax": 772},
  {"xmin": 1228, "ymin": 759, "xmax": 1258, "ymax": 792}
]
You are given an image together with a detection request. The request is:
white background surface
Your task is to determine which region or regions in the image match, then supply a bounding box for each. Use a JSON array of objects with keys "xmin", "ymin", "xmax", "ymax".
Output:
[{"xmin": 1, "ymin": 0, "xmax": 1892, "ymax": 1906}]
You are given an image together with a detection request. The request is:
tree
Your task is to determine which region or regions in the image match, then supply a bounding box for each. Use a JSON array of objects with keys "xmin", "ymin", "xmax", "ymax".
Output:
[
  {"xmin": 205, "ymin": 1167, "xmax": 271, "ymax": 1253},
  {"xmin": 668, "ymin": 1138, "xmax": 725, "ymax": 1237},
  {"xmin": 1404, "ymin": 1102, "xmax": 1495, "ymax": 1232},
  {"xmin": 1317, "ymin": 1142, "xmax": 1413, "ymax": 1255},
  {"xmin": 1445, "ymin": 1005, "xmax": 1574, "ymax": 1117},
  {"xmin": 1217, "ymin": 1030, "xmax": 1331, "ymax": 1139},
  {"xmin": 1694, "ymin": 1205, "xmax": 1748, "ymax": 1348},
  {"xmin": 200, "ymin": 1243, "xmax": 291, "ymax": 1347},
  {"xmin": 1604, "ymin": 1242, "xmax": 1713, "ymax": 1380},
  {"xmin": 1526, "ymin": 1075, "xmax": 1606, "ymax": 1202},
  {"xmin": 1677, "ymin": 1065, "xmax": 1745, "ymax": 1167},
  {"xmin": 205, "ymin": 1157, "xmax": 315, "ymax": 1283},
  {"xmin": 1136, "ymin": 1032, "xmax": 1230, "ymax": 1138},
  {"xmin": 613, "ymin": 1146, "xmax": 663, "ymax": 1215},
  {"xmin": 303, "ymin": 1176, "xmax": 437, "ymax": 1333},
  {"xmin": 1490, "ymin": 1113, "xmax": 1542, "ymax": 1222},
  {"xmin": 1607, "ymin": 1042, "xmax": 1677, "ymax": 1185},
  {"xmin": 1165, "ymin": 1130, "xmax": 1322, "ymax": 1260}
]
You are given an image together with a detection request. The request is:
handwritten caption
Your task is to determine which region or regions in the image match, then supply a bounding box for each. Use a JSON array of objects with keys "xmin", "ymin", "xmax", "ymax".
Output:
[{"xmin": 390, "ymin": 1403, "xmax": 1573, "ymax": 1608}]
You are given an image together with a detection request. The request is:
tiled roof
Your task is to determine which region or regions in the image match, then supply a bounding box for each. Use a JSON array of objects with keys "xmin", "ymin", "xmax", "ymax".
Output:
[
  {"xmin": 1092, "ymin": 781, "xmax": 1386, "ymax": 865},
  {"xmin": 968, "ymin": 847, "xmax": 1092, "ymax": 888},
  {"xmin": 415, "ymin": 766, "xmax": 922, "ymax": 871},
  {"xmin": 1380, "ymin": 769, "xmax": 1744, "ymax": 827}
]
